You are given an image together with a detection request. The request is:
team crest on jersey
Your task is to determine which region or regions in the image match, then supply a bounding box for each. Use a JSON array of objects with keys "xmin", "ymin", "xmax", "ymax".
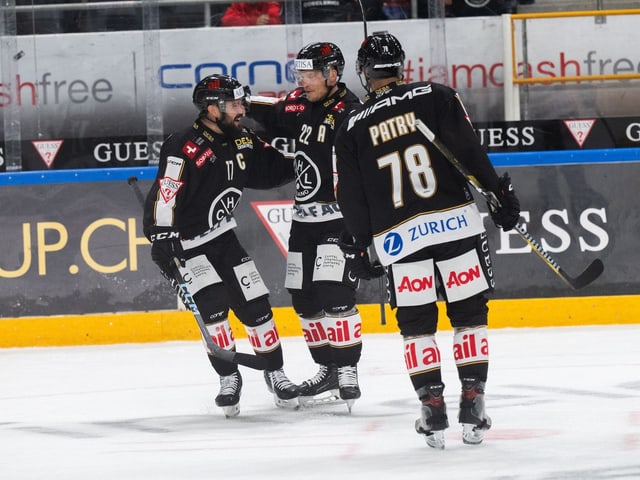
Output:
[
  {"xmin": 209, "ymin": 187, "xmax": 242, "ymax": 226},
  {"xmin": 332, "ymin": 100, "xmax": 346, "ymax": 112},
  {"xmin": 294, "ymin": 152, "xmax": 321, "ymax": 201},
  {"xmin": 182, "ymin": 140, "xmax": 200, "ymax": 159},
  {"xmin": 158, "ymin": 176, "xmax": 183, "ymax": 203},
  {"xmin": 322, "ymin": 113, "xmax": 336, "ymax": 129}
]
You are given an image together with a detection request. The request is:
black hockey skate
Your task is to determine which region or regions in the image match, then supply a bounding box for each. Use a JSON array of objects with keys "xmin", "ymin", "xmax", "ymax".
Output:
[
  {"xmin": 337, "ymin": 365, "xmax": 361, "ymax": 412},
  {"xmin": 415, "ymin": 383, "xmax": 449, "ymax": 449},
  {"xmin": 458, "ymin": 377, "xmax": 492, "ymax": 445},
  {"xmin": 215, "ymin": 371, "xmax": 242, "ymax": 418},
  {"xmin": 298, "ymin": 365, "xmax": 340, "ymax": 408},
  {"xmin": 264, "ymin": 368, "xmax": 300, "ymax": 409}
]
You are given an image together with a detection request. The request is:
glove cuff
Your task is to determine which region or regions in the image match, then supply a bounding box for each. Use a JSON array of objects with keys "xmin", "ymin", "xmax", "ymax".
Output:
[{"xmin": 149, "ymin": 227, "xmax": 180, "ymax": 242}]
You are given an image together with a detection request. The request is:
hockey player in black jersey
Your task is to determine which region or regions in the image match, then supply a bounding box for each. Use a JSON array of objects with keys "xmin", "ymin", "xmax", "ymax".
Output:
[
  {"xmin": 249, "ymin": 42, "xmax": 367, "ymax": 411},
  {"xmin": 143, "ymin": 74, "xmax": 299, "ymax": 417},
  {"xmin": 334, "ymin": 32, "xmax": 521, "ymax": 447}
]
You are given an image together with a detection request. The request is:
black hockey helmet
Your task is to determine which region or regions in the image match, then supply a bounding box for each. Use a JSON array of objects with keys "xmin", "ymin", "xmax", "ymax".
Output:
[
  {"xmin": 192, "ymin": 74, "xmax": 250, "ymax": 115},
  {"xmin": 356, "ymin": 31, "xmax": 405, "ymax": 80},
  {"xmin": 295, "ymin": 42, "xmax": 345, "ymax": 79}
]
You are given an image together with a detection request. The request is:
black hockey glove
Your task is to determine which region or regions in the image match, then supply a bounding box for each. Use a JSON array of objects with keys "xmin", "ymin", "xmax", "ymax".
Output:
[
  {"xmin": 489, "ymin": 172, "xmax": 521, "ymax": 232},
  {"xmin": 338, "ymin": 231, "xmax": 385, "ymax": 280},
  {"xmin": 150, "ymin": 227, "xmax": 184, "ymax": 281}
]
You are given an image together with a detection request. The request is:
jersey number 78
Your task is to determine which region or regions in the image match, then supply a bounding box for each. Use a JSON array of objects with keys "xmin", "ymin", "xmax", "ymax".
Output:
[{"xmin": 377, "ymin": 144, "xmax": 437, "ymax": 209}]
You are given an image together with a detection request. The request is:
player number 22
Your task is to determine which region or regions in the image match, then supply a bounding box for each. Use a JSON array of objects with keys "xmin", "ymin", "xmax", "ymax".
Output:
[{"xmin": 377, "ymin": 144, "xmax": 437, "ymax": 208}]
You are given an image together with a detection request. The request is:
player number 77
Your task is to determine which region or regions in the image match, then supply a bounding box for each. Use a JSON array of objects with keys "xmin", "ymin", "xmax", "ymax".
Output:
[{"xmin": 414, "ymin": 119, "xmax": 604, "ymax": 290}]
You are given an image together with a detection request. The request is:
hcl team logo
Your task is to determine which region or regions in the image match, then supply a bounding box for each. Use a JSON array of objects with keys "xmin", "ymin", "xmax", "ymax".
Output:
[{"xmin": 383, "ymin": 232, "xmax": 404, "ymax": 257}]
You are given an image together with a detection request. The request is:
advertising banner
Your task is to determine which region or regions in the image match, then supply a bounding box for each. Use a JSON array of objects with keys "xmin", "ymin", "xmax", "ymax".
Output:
[
  {"xmin": 0, "ymin": 161, "xmax": 636, "ymax": 317},
  {"xmin": 3, "ymin": 116, "xmax": 640, "ymax": 171},
  {"xmin": 2, "ymin": 15, "xmax": 640, "ymax": 170}
]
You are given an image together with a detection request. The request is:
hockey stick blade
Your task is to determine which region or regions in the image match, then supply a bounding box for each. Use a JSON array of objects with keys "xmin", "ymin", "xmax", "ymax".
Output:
[
  {"xmin": 515, "ymin": 224, "xmax": 604, "ymax": 290},
  {"xmin": 559, "ymin": 258, "xmax": 604, "ymax": 290},
  {"xmin": 415, "ymin": 119, "xmax": 604, "ymax": 290}
]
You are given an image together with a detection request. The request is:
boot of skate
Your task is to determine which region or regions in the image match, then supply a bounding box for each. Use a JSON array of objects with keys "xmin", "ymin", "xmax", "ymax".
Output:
[
  {"xmin": 215, "ymin": 371, "xmax": 242, "ymax": 418},
  {"xmin": 337, "ymin": 365, "xmax": 361, "ymax": 411},
  {"xmin": 415, "ymin": 382, "xmax": 449, "ymax": 449},
  {"xmin": 458, "ymin": 377, "xmax": 492, "ymax": 445},
  {"xmin": 298, "ymin": 364, "xmax": 340, "ymax": 407},
  {"xmin": 264, "ymin": 368, "xmax": 300, "ymax": 409}
]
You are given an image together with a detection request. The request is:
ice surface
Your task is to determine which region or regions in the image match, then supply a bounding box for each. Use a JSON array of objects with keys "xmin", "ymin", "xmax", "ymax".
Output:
[{"xmin": 1, "ymin": 325, "xmax": 639, "ymax": 479}]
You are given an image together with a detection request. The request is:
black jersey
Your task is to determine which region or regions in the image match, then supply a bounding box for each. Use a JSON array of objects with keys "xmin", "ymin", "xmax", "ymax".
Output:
[
  {"xmin": 335, "ymin": 81, "xmax": 501, "ymax": 265},
  {"xmin": 143, "ymin": 118, "xmax": 294, "ymax": 241},
  {"xmin": 249, "ymin": 83, "xmax": 361, "ymax": 213}
]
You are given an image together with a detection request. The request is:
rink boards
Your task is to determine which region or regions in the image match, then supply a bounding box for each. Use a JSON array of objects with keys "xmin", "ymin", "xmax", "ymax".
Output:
[
  {"xmin": 2, "ymin": 295, "xmax": 640, "ymax": 348},
  {"xmin": 1, "ymin": 149, "xmax": 640, "ymax": 347}
]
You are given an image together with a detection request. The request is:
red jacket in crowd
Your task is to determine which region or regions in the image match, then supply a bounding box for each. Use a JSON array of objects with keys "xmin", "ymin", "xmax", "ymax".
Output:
[{"xmin": 220, "ymin": 2, "xmax": 283, "ymax": 26}]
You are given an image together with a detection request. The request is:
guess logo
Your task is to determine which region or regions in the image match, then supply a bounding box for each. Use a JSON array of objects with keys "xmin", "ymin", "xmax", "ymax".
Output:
[{"xmin": 158, "ymin": 176, "xmax": 184, "ymax": 203}]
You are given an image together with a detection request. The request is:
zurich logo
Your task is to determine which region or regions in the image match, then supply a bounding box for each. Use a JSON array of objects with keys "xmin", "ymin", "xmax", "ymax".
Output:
[{"xmin": 383, "ymin": 232, "xmax": 403, "ymax": 256}]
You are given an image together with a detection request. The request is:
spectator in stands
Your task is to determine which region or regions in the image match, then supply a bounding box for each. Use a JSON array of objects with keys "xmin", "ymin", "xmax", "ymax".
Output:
[
  {"xmin": 16, "ymin": 0, "xmax": 65, "ymax": 34},
  {"xmin": 418, "ymin": 0, "xmax": 517, "ymax": 18},
  {"xmin": 381, "ymin": 0, "xmax": 411, "ymax": 19},
  {"xmin": 301, "ymin": 0, "xmax": 362, "ymax": 23},
  {"xmin": 447, "ymin": 0, "xmax": 517, "ymax": 16},
  {"xmin": 220, "ymin": 2, "xmax": 283, "ymax": 26}
]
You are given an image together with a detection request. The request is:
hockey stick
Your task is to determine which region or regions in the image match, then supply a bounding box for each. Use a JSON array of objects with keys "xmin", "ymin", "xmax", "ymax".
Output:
[
  {"xmin": 356, "ymin": 0, "xmax": 368, "ymax": 38},
  {"xmin": 414, "ymin": 120, "xmax": 604, "ymax": 290},
  {"xmin": 127, "ymin": 176, "xmax": 267, "ymax": 370},
  {"xmin": 355, "ymin": 0, "xmax": 391, "ymax": 324},
  {"xmin": 379, "ymin": 275, "xmax": 387, "ymax": 325}
]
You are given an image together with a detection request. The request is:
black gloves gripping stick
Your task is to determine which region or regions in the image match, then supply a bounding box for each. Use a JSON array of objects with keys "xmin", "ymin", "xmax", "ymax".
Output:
[
  {"xmin": 338, "ymin": 231, "xmax": 385, "ymax": 280},
  {"xmin": 150, "ymin": 227, "xmax": 184, "ymax": 281},
  {"xmin": 489, "ymin": 172, "xmax": 521, "ymax": 232}
]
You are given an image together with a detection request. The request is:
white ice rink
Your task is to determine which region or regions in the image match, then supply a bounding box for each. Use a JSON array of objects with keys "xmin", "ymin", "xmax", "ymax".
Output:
[{"xmin": 2, "ymin": 325, "xmax": 639, "ymax": 480}]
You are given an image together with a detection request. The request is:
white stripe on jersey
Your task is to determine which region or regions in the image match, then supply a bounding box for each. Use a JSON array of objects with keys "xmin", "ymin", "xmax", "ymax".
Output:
[{"xmin": 156, "ymin": 155, "xmax": 184, "ymax": 227}]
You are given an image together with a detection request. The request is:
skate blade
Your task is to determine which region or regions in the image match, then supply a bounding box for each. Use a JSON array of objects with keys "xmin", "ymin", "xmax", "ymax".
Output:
[
  {"xmin": 221, "ymin": 404, "xmax": 240, "ymax": 418},
  {"xmin": 462, "ymin": 423, "xmax": 487, "ymax": 445},
  {"xmin": 425, "ymin": 431, "xmax": 445, "ymax": 449},
  {"xmin": 415, "ymin": 420, "xmax": 446, "ymax": 449},
  {"xmin": 274, "ymin": 395, "xmax": 300, "ymax": 410},
  {"xmin": 344, "ymin": 398, "xmax": 357, "ymax": 413},
  {"xmin": 299, "ymin": 389, "xmax": 341, "ymax": 408}
]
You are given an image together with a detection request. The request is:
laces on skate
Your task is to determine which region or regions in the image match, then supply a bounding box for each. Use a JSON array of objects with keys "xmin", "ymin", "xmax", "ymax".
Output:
[
  {"xmin": 298, "ymin": 365, "xmax": 341, "ymax": 408},
  {"xmin": 215, "ymin": 371, "xmax": 242, "ymax": 418},
  {"xmin": 264, "ymin": 368, "xmax": 300, "ymax": 409},
  {"xmin": 337, "ymin": 365, "xmax": 361, "ymax": 412}
]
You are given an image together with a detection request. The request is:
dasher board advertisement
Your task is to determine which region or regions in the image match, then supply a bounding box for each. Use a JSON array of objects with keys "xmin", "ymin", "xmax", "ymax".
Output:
[{"xmin": 0, "ymin": 161, "xmax": 634, "ymax": 317}]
